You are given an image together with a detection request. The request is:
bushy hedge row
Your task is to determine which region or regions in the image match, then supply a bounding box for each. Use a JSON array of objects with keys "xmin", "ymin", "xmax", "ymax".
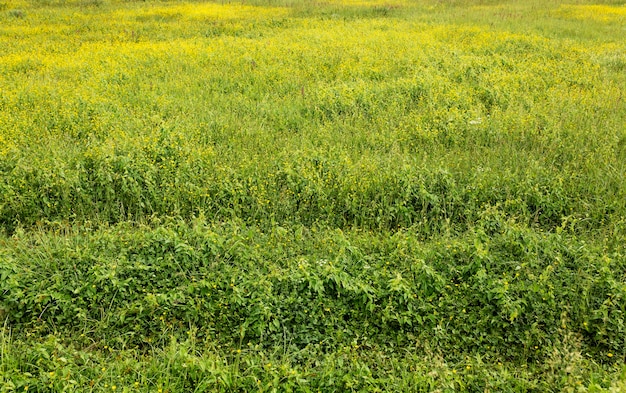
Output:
[{"xmin": 3, "ymin": 219, "xmax": 624, "ymax": 362}]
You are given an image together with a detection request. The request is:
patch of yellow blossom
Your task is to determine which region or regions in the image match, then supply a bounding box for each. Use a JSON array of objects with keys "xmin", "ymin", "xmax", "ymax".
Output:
[
  {"xmin": 555, "ymin": 5, "xmax": 626, "ymax": 23},
  {"xmin": 0, "ymin": 0, "xmax": 619, "ymax": 164},
  {"xmin": 0, "ymin": 134, "xmax": 13, "ymax": 157},
  {"xmin": 1, "ymin": 0, "xmax": 27, "ymax": 8}
]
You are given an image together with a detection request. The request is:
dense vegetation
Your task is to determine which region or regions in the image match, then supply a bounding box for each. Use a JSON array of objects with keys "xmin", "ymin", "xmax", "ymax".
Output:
[{"xmin": 1, "ymin": 0, "xmax": 625, "ymax": 391}]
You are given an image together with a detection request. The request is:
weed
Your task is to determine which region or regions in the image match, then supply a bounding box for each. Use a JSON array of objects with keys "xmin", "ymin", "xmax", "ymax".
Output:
[{"xmin": 0, "ymin": 0, "xmax": 625, "ymax": 390}]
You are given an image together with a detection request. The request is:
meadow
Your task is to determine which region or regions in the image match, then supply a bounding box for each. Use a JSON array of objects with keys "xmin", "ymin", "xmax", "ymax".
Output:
[{"xmin": 1, "ymin": 0, "xmax": 625, "ymax": 391}]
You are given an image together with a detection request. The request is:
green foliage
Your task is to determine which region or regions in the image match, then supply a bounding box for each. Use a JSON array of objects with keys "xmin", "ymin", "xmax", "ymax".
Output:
[
  {"xmin": 1, "ymin": 219, "xmax": 626, "ymax": 390},
  {"xmin": 1, "ymin": 0, "xmax": 625, "ymax": 390}
]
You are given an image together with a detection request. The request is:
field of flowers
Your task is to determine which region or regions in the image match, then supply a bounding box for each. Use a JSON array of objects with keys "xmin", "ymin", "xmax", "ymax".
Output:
[{"xmin": 1, "ymin": 0, "xmax": 625, "ymax": 391}]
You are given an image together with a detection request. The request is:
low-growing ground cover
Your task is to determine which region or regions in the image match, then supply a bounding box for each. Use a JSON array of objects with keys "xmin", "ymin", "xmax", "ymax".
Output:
[{"xmin": 1, "ymin": 0, "xmax": 625, "ymax": 391}]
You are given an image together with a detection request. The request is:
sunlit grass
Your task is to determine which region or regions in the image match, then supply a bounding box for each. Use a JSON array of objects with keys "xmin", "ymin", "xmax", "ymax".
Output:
[{"xmin": 1, "ymin": 0, "xmax": 625, "ymax": 391}]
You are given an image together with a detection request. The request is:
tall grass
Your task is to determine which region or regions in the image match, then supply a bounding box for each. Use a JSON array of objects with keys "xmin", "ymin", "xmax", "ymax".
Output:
[{"xmin": 1, "ymin": 0, "xmax": 625, "ymax": 390}]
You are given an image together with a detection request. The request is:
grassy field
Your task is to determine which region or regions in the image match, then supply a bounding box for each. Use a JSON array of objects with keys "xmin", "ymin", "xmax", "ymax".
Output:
[{"xmin": 1, "ymin": 0, "xmax": 626, "ymax": 391}]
